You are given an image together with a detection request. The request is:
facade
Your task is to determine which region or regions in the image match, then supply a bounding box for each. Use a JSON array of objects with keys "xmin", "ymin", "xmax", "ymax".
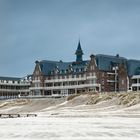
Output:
[
  {"xmin": 0, "ymin": 76, "xmax": 31, "ymax": 99},
  {"xmin": 30, "ymin": 42, "xmax": 101, "ymax": 97},
  {"xmin": 30, "ymin": 41, "xmax": 140, "ymax": 97}
]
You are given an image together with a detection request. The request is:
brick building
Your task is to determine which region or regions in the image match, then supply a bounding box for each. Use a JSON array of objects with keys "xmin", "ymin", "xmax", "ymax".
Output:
[{"xmin": 30, "ymin": 41, "xmax": 140, "ymax": 97}]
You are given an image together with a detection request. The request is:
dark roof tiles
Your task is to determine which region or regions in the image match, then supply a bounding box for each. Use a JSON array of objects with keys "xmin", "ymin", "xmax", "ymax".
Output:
[
  {"xmin": 96, "ymin": 54, "xmax": 127, "ymax": 71},
  {"xmin": 38, "ymin": 60, "xmax": 89, "ymax": 75},
  {"xmin": 37, "ymin": 54, "xmax": 140, "ymax": 77},
  {"xmin": 0, "ymin": 76, "xmax": 21, "ymax": 81}
]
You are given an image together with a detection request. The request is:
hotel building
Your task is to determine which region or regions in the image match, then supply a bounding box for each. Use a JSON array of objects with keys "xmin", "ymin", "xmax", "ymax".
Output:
[{"xmin": 30, "ymin": 41, "xmax": 140, "ymax": 97}]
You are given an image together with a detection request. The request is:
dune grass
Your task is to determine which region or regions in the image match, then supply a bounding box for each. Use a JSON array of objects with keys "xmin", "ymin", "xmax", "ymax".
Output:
[{"xmin": 67, "ymin": 91, "xmax": 140, "ymax": 107}]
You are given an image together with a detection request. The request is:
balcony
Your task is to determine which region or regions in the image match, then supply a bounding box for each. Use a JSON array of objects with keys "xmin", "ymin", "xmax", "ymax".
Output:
[
  {"xmin": 30, "ymin": 83, "xmax": 100, "ymax": 90},
  {"xmin": 0, "ymin": 81, "xmax": 30, "ymax": 86},
  {"xmin": 29, "ymin": 87, "xmax": 44, "ymax": 90},
  {"xmin": 45, "ymin": 77, "xmax": 87, "ymax": 83},
  {"xmin": 19, "ymin": 89, "xmax": 30, "ymax": 92},
  {"xmin": 107, "ymin": 80, "xmax": 116, "ymax": 83},
  {"xmin": 132, "ymin": 83, "xmax": 140, "ymax": 87},
  {"xmin": 86, "ymin": 76, "xmax": 96, "ymax": 79},
  {"xmin": 107, "ymin": 72, "xmax": 115, "ymax": 75},
  {"xmin": 0, "ymin": 89, "xmax": 30, "ymax": 92},
  {"xmin": 32, "ymin": 80, "xmax": 41, "ymax": 83},
  {"xmin": 131, "ymin": 75, "xmax": 140, "ymax": 79},
  {"xmin": 0, "ymin": 89, "xmax": 18, "ymax": 92}
]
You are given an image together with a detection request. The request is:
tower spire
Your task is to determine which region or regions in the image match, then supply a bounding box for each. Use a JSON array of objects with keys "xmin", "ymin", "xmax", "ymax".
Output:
[{"xmin": 75, "ymin": 40, "xmax": 83, "ymax": 62}]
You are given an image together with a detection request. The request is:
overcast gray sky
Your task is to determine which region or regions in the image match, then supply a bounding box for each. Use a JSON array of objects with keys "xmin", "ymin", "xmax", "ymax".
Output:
[{"xmin": 0, "ymin": 0, "xmax": 140, "ymax": 77}]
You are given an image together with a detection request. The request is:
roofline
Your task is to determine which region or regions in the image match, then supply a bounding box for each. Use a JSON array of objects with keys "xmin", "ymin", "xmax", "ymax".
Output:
[
  {"xmin": 127, "ymin": 59, "xmax": 140, "ymax": 62},
  {"xmin": 0, "ymin": 76, "xmax": 21, "ymax": 81},
  {"xmin": 96, "ymin": 54, "xmax": 127, "ymax": 60}
]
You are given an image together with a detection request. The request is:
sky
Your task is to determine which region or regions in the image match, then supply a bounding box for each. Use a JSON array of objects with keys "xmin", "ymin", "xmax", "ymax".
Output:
[{"xmin": 0, "ymin": 0, "xmax": 140, "ymax": 77}]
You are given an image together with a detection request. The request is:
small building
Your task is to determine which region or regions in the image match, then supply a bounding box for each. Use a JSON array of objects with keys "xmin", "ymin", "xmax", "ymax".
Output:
[{"xmin": 0, "ymin": 76, "xmax": 31, "ymax": 99}]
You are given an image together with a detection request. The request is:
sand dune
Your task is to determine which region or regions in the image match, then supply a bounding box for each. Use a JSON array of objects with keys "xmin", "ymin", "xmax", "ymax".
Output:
[
  {"xmin": 0, "ymin": 92, "xmax": 140, "ymax": 114},
  {"xmin": 0, "ymin": 92, "xmax": 140, "ymax": 140}
]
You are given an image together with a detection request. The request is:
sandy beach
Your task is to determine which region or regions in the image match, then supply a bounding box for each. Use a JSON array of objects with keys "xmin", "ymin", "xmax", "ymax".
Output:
[{"xmin": 0, "ymin": 93, "xmax": 140, "ymax": 140}]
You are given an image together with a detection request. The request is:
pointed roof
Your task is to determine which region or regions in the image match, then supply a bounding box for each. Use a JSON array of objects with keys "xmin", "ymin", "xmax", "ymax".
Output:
[{"xmin": 75, "ymin": 40, "xmax": 83, "ymax": 55}]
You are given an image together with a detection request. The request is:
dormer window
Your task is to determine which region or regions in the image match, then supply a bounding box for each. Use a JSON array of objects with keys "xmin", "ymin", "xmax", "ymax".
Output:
[
  {"xmin": 76, "ymin": 68, "xmax": 79, "ymax": 72},
  {"xmin": 81, "ymin": 68, "xmax": 83, "ymax": 72},
  {"xmin": 66, "ymin": 69, "xmax": 68, "ymax": 73},
  {"xmin": 61, "ymin": 70, "xmax": 64, "ymax": 74}
]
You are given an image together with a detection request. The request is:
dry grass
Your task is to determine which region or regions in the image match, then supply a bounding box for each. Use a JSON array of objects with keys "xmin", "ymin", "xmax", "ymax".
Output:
[
  {"xmin": 67, "ymin": 94, "xmax": 81, "ymax": 101},
  {"xmin": 117, "ymin": 92, "xmax": 140, "ymax": 106},
  {"xmin": 67, "ymin": 91, "xmax": 97, "ymax": 101},
  {"xmin": 86, "ymin": 93, "xmax": 115, "ymax": 105},
  {"xmin": 67, "ymin": 91, "xmax": 140, "ymax": 107},
  {"xmin": 0, "ymin": 99, "xmax": 30, "ymax": 109}
]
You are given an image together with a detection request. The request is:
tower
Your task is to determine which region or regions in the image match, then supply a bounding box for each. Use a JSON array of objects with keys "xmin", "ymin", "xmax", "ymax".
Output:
[{"xmin": 75, "ymin": 40, "xmax": 83, "ymax": 62}]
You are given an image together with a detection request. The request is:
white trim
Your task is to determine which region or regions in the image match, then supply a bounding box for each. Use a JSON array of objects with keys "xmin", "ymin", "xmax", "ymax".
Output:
[
  {"xmin": 0, "ymin": 82, "xmax": 30, "ymax": 86},
  {"xmin": 132, "ymin": 83, "xmax": 140, "ymax": 87},
  {"xmin": 107, "ymin": 72, "xmax": 115, "ymax": 75},
  {"xmin": 45, "ymin": 77, "xmax": 86, "ymax": 83},
  {"xmin": 131, "ymin": 75, "xmax": 140, "ymax": 79},
  {"xmin": 30, "ymin": 83, "xmax": 100, "ymax": 90},
  {"xmin": 107, "ymin": 80, "xmax": 115, "ymax": 82}
]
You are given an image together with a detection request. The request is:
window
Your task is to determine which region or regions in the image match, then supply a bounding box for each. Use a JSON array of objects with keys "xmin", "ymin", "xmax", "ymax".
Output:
[
  {"xmin": 91, "ymin": 65, "xmax": 94, "ymax": 70},
  {"xmin": 35, "ymin": 77, "xmax": 39, "ymax": 80},
  {"xmin": 122, "ymin": 80, "xmax": 124, "ymax": 85},
  {"xmin": 35, "ymin": 71, "xmax": 39, "ymax": 75},
  {"xmin": 35, "ymin": 83, "xmax": 40, "ymax": 87},
  {"xmin": 76, "ymin": 68, "xmax": 79, "ymax": 72},
  {"xmin": 92, "ymin": 72, "xmax": 95, "ymax": 76},
  {"xmin": 92, "ymin": 79, "xmax": 96, "ymax": 84},
  {"xmin": 102, "ymin": 80, "xmax": 104, "ymax": 84},
  {"xmin": 55, "ymin": 76, "xmax": 58, "ymax": 79},
  {"xmin": 61, "ymin": 70, "xmax": 64, "ymax": 74}
]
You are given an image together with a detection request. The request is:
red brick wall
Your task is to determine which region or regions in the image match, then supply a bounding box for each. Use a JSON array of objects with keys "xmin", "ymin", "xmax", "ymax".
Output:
[{"xmin": 118, "ymin": 63, "xmax": 128, "ymax": 91}]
